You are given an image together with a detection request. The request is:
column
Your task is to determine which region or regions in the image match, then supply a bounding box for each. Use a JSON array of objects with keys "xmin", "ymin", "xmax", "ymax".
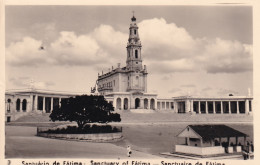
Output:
[
  {"xmin": 190, "ymin": 100, "xmax": 194, "ymax": 112},
  {"xmin": 185, "ymin": 100, "xmax": 190, "ymax": 113},
  {"xmin": 245, "ymin": 100, "xmax": 249, "ymax": 114},
  {"xmin": 228, "ymin": 101, "xmax": 231, "ymax": 114},
  {"xmin": 213, "ymin": 101, "xmax": 216, "ymax": 114},
  {"xmin": 237, "ymin": 101, "xmax": 240, "ymax": 114},
  {"xmin": 34, "ymin": 95, "xmax": 38, "ymax": 110},
  {"xmin": 155, "ymin": 100, "xmax": 157, "ymax": 109},
  {"xmin": 43, "ymin": 97, "xmax": 46, "ymax": 113},
  {"xmin": 51, "ymin": 97, "xmax": 53, "ymax": 112},
  {"xmin": 30, "ymin": 94, "xmax": 33, "ymax": 112},
  {"xmin": 187, "ymin": 137, "xmax": 190, "ymax": 146},
  {"xmin": 220, "ymin": 101, "xmax": 223, "ymax": 114},
  {"xmin": 164, "ymin": 101, "xmax": 166, "ymax": 110},
  {"xmin": 148, "ymin": 99, "xmax": 150, "ymax": 109},
  {"xmin": 121, "ymin": 98, "xmax": 124, "ymax": 110},
  {"xmin": 126, "ymin": 99, "xmax": 129, "ymax": 110},
  {"xmin": 211, "ymin": 140, "xmax": 214, "ymax": 147},
  {"xmin": 174, "ymin": 101, "xmax": 178, "ymax": 113},
  {"xmin": 198, "ymin": 101, "xmax": 201, "ymax": 114},
  {"xmin": 59, "ymin": 97, "xmax": 62, "ymax": 107},
  {"xmin": 206, "ymin": 101, "xmax": 208, "ymax": 114},
  {"xmin": 20, "ymin": 101, "xmax": 22, "ymax": 112},
  {"xmin": 140, "ymin": 98, "xmax": 144, "ymax": 109}
]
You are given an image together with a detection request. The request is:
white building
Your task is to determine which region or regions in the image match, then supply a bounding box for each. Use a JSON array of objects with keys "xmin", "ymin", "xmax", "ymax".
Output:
[
  {"xmin": 5, "ymin": 88, "xmax": 81, "ymax": 122},
  {"xmin": 95, "ymin": 15, "xmax": 157, "ymax": 110}
]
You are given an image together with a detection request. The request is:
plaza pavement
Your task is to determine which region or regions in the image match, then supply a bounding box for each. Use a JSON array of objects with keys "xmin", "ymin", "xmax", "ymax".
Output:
[{"xmin": 5, "ymin": 125, "xmax": 163, "ymax": 159}]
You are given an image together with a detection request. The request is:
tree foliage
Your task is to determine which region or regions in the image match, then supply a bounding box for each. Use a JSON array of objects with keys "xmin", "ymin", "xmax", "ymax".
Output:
[{"xmin": 50, "ymin": 95, "xmax": 121, "ymax": 129}]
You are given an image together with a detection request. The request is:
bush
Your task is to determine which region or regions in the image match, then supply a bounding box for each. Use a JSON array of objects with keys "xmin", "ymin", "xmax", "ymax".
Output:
[{"xmin": 42, "ymin": 125, "xmax": 122, "ymax": 134}]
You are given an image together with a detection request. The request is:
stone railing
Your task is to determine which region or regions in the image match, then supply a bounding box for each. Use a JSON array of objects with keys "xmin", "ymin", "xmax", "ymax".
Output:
[{"xmin": 37, "ymin": 126, "xmax": 123, "ymax": 142}]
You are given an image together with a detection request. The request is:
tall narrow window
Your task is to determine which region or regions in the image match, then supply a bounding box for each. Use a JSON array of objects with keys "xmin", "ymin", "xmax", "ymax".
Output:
[
  {"xmin": 16, "ymin": 99, "xmax": 20, "ymax": 111},
  {"xmin": 7, "ymin": 99, "xmax": 11, "ymax": 112},
  {"xmin": 134, "ymin": 29, "xmax": 136, "ymax": 35},
  {"xmin": 22, "ymin": 99, "xmax": 27, "ymax": 111},
  {"xmin": 130, "ymin": 29, "xmax": 132, "ymax": 35},
  {"xmin": 135, "ymin": 50, "xmax": 138, "ymax": 58}
]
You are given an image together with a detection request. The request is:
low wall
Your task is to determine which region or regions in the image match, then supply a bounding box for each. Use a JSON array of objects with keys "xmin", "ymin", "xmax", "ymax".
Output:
[
  {"xmin": 37, "ymin": 127, "xmax": 123, "ymax": 142},
  {"xmin": 176, "ymin": 145, "xmax": 225, "ymax": 156}
]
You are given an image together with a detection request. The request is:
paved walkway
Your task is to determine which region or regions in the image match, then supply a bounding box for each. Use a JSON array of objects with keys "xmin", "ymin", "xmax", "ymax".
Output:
[{"xmin": 5, "ymin": 126, "xmax": 163, "ymax": 159}]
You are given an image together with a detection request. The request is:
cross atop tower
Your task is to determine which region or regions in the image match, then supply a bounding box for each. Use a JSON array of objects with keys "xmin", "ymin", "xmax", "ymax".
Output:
[{"xmin": 131, "ymin": 11, "xmax": 136, "ymax": 22}]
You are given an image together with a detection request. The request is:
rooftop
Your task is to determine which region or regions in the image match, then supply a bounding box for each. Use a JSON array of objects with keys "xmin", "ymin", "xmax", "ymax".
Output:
[{"xmin": 186, "ymin": 124, "xmax": 248, "ymax": 140}]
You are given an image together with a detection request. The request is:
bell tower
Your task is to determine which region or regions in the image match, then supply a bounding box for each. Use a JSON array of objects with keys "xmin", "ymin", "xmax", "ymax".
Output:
[
  {"xmin": 125, "ymin": 14, "xmax": 148, "ymax": 93},
  {"xmin": 126, "ymin": 14, "xmax": 142, "ymax": 71}
]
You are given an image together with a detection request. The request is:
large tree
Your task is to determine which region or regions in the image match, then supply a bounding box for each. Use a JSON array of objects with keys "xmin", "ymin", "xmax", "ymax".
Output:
[{"xmin": 50, "ymin": 95, "xmax": 121, "ymax": 129}]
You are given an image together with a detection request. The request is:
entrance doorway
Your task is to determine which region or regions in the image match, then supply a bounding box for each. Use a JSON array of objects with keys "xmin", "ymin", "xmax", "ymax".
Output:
[
  {"xmin": 124, "ymin": 98, "xmax": 128, "ymax": 110},
  {"xmin": 7, "ymin": 116, "xmax": 11, "ymax": 122},
  {"xmin": 135, "ymin": 98, "xmax": 140, "ymax": 109}
]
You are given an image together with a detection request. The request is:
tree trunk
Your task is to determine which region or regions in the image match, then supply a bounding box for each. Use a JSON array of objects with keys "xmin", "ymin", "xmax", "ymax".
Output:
[{"xmin": 77, "ymin": 121, "xmax": 84, "ymax": 129}]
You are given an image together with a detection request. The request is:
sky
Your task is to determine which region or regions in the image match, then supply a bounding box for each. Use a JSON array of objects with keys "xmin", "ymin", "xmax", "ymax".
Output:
[{"xmin": 5, "ymin": 5, "xmax": 253, "ymax": 97}]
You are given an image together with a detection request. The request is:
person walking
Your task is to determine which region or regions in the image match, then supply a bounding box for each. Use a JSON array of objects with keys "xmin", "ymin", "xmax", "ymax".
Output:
[
  {"xmin": 250, "ymin": 141, "xmax": 254, "ymax": 152},
  {"xmin": 127, "ymin": 145, "xmax": 132, "ymax": 157}
]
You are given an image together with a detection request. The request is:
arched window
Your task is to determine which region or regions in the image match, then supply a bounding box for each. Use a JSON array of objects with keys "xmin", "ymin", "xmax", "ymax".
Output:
[
  {"xmin": 22, "ymin": 99, "xmax": 27, "ymax": 111},
  {"xmin": 134, "ymin": 29, "xmax": 137, "ymax": 35},
  {"xmin": 16, "ymin": 99, "xmax": 21, "ymax": 111},
  {"xmin": 135, "ymin": 50, "xmax": 138, "ymax": 58},
  {"xmin": 7, "ymin": 99, "xmax": 11, "ymax": 112}
]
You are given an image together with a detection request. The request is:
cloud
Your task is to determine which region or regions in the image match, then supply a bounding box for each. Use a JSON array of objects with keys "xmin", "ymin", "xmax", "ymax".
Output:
[
  {"xmin": 138, "ymin": 18, "xmax": 252, "ymax": 74},
  {"xmin": 9, "ymin": 77, "xmax": 55, "ymax": 89},
  {"xmin": 168, "ymin": 88, "xmax": 182, "ymax": 94},
  {"xmin": 201, "ymin": 39, "xmax": 253, "ymax": 73},
  {"xmin": 181, "ymin": 84, "xmax": 196, "ymax": 88},
  {"xmin": 202, "ymin": 87, "xmax": 213, "ymax": 91},
  {"xmin": 139, "ymin": 18, "xmax": 198, "ymax": 61},
  {"xmin": 49, "ymin": 31, "xmax": 106, "ymax": 66},
  {"xmin": 6, "ymin": 25, "xmax": 128, "ymax": 68},
  {"xmin": 6, "ymin": 37, "xmax": 47, "ymax": 66},
  {"xmin": 6, "ymin": 18, "xmax": 252, "ymax": 74}
]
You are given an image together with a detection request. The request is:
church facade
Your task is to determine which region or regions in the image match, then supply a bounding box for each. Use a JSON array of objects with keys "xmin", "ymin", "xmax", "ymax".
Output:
[{"xmin": 95, "ymin": 15, "xmax": 158, "ymax": 110}]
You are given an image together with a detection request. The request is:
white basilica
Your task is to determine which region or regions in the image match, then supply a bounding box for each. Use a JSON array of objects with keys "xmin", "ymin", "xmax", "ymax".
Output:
[
  {"xmin": 5, "ymin": 15, "xmax": 253, "ymax": 122},
  {"xmin": 95, "ymin": 15, "xmax": 157, "ymax": 110}
]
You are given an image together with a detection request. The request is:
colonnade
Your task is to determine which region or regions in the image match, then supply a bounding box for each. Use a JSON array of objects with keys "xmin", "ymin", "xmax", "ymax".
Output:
[
  {"xmin": 157, "ymin": 101, "xmax": 174, "ymax": 110},
  {"xmin": 113, "ymin": 97, "xmax": 156, "ymax": 110},
  {"xmin": 33, "ymin": 95, "xmax": 67, "ymax": 113},
  {"xmin": 175, "ymin": 99, "xmax": 252, "ymax": 114}
]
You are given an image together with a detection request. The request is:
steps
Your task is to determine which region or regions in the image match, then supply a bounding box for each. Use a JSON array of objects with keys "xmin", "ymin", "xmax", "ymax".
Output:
[
  {"xmin": 14, "ymin": 112, "xmax": 51, "ymax": 122},
  {"xmin": 129, "ymin": 109, "xmax": 155, "ymax": 113},
  {"xmin": 11, "ymin": 111, "xmax": 253, "ymax": 123}
]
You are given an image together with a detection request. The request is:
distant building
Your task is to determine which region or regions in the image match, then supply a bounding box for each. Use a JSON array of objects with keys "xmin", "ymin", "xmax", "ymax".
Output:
[
  {"xmin": 5, "ymin": 88, "xmax": 80, "ymax": 122},
  {"xmin": 175, "ymin": 124, "xmax": 248, "ymax": 156}
]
